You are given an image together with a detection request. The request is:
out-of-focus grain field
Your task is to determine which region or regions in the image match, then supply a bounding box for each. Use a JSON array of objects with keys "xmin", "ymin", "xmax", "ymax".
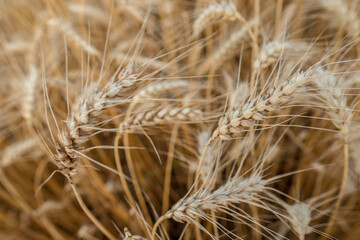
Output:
[{"xmin": 0, "ymin": 0, "xmax": 360, "ymax": 239}]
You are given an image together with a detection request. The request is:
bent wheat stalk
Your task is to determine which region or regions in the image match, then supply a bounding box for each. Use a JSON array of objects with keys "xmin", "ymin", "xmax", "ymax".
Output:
[
  {"xmin": 115, "ymin": 106, "xmax": 203, "ymax": 224},
  {"xmin": 70, "ymin": 182, "xmax": 117, "ymax": 240},
  {"xmin": 114, "ymin": 78, "xmax": 201, "ymax": 225}
]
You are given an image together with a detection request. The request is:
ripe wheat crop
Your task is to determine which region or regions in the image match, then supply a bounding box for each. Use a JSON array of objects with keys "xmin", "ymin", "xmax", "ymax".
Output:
[{"xmin": 1, "ymin": 0, "xmax": 360, "ymax": 239}]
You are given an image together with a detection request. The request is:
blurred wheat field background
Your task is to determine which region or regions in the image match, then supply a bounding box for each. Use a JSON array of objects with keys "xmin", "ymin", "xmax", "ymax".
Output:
[{"xmin": 1, "ymin": 0, "xmax": 360, "ymax": 239}]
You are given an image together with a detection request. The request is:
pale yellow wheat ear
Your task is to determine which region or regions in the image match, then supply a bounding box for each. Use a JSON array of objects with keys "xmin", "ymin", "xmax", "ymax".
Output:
[
  {"xmin": 54, "ymin": 64, "xmax": 139, "ymax": 177},
  {"xmin": 121, "ymin": 107, "xmax": 203, "ymax": 131},
  {"xmin": 227, "ymin": 81, "xmax": 250, "ymax": 110},
  {"xmin": 20, "ymin": 24, "xmax": 43, "ymax": 128},
  {"xmin": 111, "ymin": 52, "xmax": 170, "ymax": 72},
  {"xmin": 211, "ymin": 69, "xmax": 313, "ymax": 141},
  {"xmin": 313, "ymin": 68, "xmax": 353, "ymax": 134},
  {"xmin": 252, "ymin": 41, "xmax": 314, "ymax": 75},
  {"xmin": 132, "ymin": 80, "xmax": 191, "ymax": 102},
  {"xmin": 192, "ymin": 65, "xmax": 318, "ymax": 188},
  {"xmin": 309, "ymin": 0, "xmax": 360, "ymax": 39},
  {"xmin": 311, "ymin": 67, "xmax": 355, "ymax": 236},
  {"xmin": 77, "ymin": 224, "xmax": 97, "ymax": 240},
  {"xmin": 68, "ymin": 3, "xmax": 109, "ymax": 23},
  {"xmin": 52, "ymin": 64, "xmax": 141, "ymax": 239},
  {"xmin": 152, "ymin": 170, "xmax": 282, "ymax": 239},
  {"xmin": 286, "ymin": 202, "xmax": 313, "ymax": 240},
  {"xmin": 21, "ymin": 65, "xmax": 39, "ymax": 124},
  {"xmin": 192, "ymin": 1, "xmax": 258, "ymax": 53},
  {"xmin": 46, "ymin": 18, "xmax": 101, "ymax": 58},
  {"xmin": 277, "ymin": 189, "xmax": 338, "ymax": 240},
  {"xmin": 192, "ymin": 1, "xmax": 239, "ymax": 37},
  {"xmin": 1, "ymin": 138, "xmax": 38, "ymax": 167},
  {"xmin": 36, "ymin": 200, "xmax": 64, "ymax": 217},
  {"xmin": 123, "ymin": 227, "xmax": 147, "ymax": 240},
  {"xmin": 198, "ymin": 19, "xmax": 256, "ymax": 74}
]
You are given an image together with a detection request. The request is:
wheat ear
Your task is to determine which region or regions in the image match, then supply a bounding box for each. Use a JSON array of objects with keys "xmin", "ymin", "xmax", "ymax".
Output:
[
  {"xmin": 112, "ymin": 52, "xmax": 170, "ymax": 72},
  {"xmin": 77, "ymin": 224, "xmax": 97, "ymax": 240},
  {"xmin": 315, "ymin": 0, "xmax": 360, "ymax": 39},
  {"xmin": 313, "ymin": 69, "xmax": 352, "ymax": 236},
  {"xmin": 55, "ymin": 64, "xmax": 138, "ymax": 177},
  {"xmin": 194, "ymin": 70, "xmax": 314, "ymax": 188},
  {"xmin": 252, "ymin": 41, "xmax": 310, "ymax": 74},
  {"xmin": 198, "ymin": 20, "xmax": 256, "ymax": 73},
  {"xmin": 152, "ymin": 174, "xmax": 269, "ymax": 239},
  {"xmin": 286, "ymin": 202, "xmax": 312, "ymax": 240},
  {"xmin": 123, "ymin": 227, "xmax": 148, "ymax": 240},
  {"xmin": 68, "ymin": 3, "xmax": 109, "ymax": 23},
  {"xmin": 193, "ymin": 1, "xmax": 258, "ymax": 53},
  {"xmin": 22, "ymin": 65, "xmax": 38, "ymax": 124},
  {"xmin": 211, "ymin": 71, "xmax": 310, "ymax": 141},
  {"xmin": 121, "ymin": 107, "xmax": 202, "ymax": 130},
  {"xmin": 47, "ymin": 18, "xmax": 100, "ymax": 57},
  {"xmin": 193, "ymin": 1, "xmax": 239, "ymax": 37},
  {"xmin": 133, "ymin": 80, "xmax": 190, "ymax": 102},
  {"xmin": 1, "ymin": 138, "xmax": 38, "ymax": 167}
]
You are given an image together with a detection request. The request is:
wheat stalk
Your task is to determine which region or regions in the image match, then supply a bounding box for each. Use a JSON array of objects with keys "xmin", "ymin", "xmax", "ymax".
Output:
[
  {"xmin": 113, "ymin": 82, "xmax": 199, "ymax": 225},
  {"xmin": 187, "ymin": 130, "xmax": 217, "ymax": 187}
]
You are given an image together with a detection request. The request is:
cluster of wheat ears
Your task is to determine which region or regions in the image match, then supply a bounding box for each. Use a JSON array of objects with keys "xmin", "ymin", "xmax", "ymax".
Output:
[{"xmin": 1, "ymin": 0, "xmax": 360, "ymax": 239}]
